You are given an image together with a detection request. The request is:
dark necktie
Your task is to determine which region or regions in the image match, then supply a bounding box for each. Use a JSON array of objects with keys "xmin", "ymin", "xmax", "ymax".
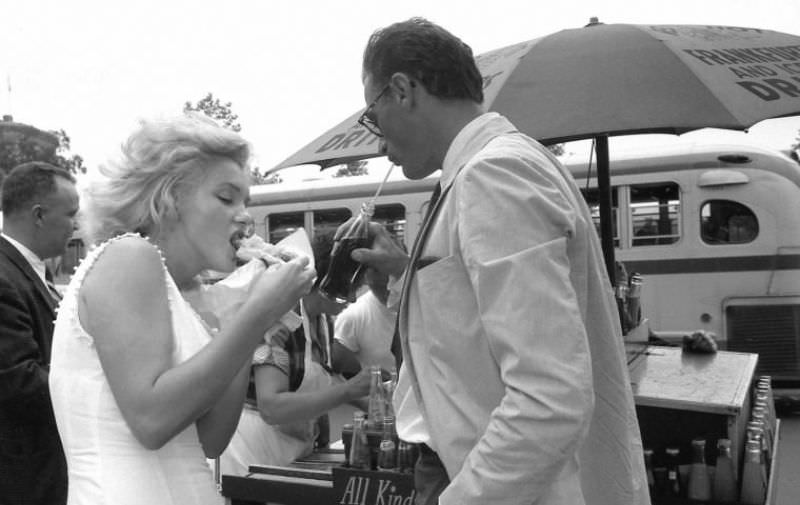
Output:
[
  {"xmin": 391, "ymin": 183, "xmax": 442, "ymax": 370},
  {"xmin": 45, "ymin": 267, "xmax": 63, "ymax": 302}
]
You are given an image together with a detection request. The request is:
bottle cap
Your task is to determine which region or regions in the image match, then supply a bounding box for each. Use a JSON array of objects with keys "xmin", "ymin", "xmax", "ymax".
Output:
[{"xmin": 745, "ymin": 443, "xmax": 763, "ymax": 463}]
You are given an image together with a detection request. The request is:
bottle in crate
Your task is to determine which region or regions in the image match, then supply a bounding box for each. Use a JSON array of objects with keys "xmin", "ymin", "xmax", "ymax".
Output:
[
  {"xmin": 687, "ymin": 438, "xmax": 712, "ymax": 502},
  {"xmin": 367, "ymin": 365, "xmax": 386, "ymax": 430},
  {"xmin": 377, "ymin": 416, "xmax": 397, "ymax": 471},
  {"xmin": 712, "ymin": 438, "xmax": 738, "ymax": 503},
  {"xmin": 384, "ymin": 368, "xmax": 398, "ymax": 421},
  {"xmin": 664, "ymin": 446, "xmax": 682, "ymax": 498},
  {"xmin": 349, "ymin": 411, "xmax": 371, "ymax": 470},
  {"xmin": 740, "ymin": 439, "xmax": 768, "ymax": 505}
]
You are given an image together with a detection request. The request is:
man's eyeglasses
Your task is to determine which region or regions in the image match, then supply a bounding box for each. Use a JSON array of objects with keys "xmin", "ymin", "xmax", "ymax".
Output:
[{"xmin": 357, "ymin": 83, "xmax": 391, "ymax": 137}]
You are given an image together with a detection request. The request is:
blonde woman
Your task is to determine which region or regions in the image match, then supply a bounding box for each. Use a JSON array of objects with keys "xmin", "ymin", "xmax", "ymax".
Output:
[{"xmin": 49, "ymin": 113, "xmax": 316, "ymax": 505}]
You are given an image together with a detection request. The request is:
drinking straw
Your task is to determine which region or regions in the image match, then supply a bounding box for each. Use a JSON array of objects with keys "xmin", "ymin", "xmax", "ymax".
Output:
[{"xmin": 369, "ymin": 164, "xmax": 395, "ymax": 205}]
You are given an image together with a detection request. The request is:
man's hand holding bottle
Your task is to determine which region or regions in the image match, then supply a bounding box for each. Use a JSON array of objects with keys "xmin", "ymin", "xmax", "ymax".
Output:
[{"xmin": 345, "ymin": 221, "xmax": 409, "ymax": 280}]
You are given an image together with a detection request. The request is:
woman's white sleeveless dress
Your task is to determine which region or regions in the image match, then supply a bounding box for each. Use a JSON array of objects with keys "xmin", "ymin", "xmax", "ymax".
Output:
[{"xmin": 49, "ymin": 234, "xmax": 222, "ymax": 505}]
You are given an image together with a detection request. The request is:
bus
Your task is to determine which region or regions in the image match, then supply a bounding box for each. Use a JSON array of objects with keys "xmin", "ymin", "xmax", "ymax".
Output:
[{"xmin": 248, "ymin": 143, "xmax": 800, "ymax": 386}]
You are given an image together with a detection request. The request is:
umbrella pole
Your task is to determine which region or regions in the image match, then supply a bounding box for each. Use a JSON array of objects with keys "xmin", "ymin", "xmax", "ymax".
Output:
[{"xmin": 596, "ymin": 135, "xmax": 616, "ymax": 286}]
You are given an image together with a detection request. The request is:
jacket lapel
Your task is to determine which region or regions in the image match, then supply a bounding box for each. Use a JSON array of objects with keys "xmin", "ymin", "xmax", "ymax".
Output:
[
  {"xmin": 398, "ymin": 183, "xmax": 451, "ymax": 341},
  {"xmin": 0, "ymin": 236, "xmax": 58, "ymax": 313}
]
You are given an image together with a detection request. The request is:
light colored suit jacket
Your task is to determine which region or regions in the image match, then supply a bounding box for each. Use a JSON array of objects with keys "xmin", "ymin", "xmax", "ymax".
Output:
[{"xmin": 395, "ymin": 113, "xmax": 650, "ymax": 505}]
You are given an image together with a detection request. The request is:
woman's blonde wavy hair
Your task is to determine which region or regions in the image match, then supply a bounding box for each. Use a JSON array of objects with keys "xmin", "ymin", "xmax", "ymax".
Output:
[{"xmin": 80, "ymin": 112, "xmax": 251, "ymax": 245}]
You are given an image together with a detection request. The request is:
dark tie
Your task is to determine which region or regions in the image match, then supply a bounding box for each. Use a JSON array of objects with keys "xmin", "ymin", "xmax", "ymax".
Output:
[
  {"xmin": 391, "ymin": 183, "xmax": 443, "ymax": 370},
  {"xmin": 45, "ymin": 267, "xmax": 63, "ymax": 302}
]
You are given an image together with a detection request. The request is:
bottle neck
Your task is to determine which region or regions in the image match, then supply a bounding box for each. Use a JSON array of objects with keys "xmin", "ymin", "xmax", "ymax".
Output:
[{"xmin": 691, "ymin": 442, "xmax": 706, "ymax": 464}]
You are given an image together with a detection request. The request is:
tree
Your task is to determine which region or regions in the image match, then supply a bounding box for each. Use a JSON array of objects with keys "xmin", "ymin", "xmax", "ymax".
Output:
[
  {"xmin": 251, "ymin": 168, "xmax": 283, "ymax": 185},
  {"xmin": 184, "ymin": 92, "xmax": 242, "ymax": 132},
  {"xmin": 547, "ymin": 143, "xmax": 565, "ymax": 157},
  {"xmin": 0, "ymin": 123, "xmax": 85, "ymax": 181},
  {"xmin": 51, "ymin": 129, "xmax": 86, "ymax": 174},
  {"xmin": 333, "ymin": 160, "xmax": 369, "ymax": 178},
  {"xmin": 183, "ymin": 92, "xmax": 279, "ymax": 183}
]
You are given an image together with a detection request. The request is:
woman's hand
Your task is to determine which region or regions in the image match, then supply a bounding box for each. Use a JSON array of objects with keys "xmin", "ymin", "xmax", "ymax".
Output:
[{"xmin": 248, "ymin": 255, "xmax": 316, "ymax": 317}]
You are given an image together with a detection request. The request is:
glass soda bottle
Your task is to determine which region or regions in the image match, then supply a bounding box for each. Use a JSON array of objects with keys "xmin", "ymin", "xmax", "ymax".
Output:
[
  {"xmin": 713, "ymin": 438, "xmax": 738, "ymax": 503},
  {"xmin": 687, "ymin": 438, "xmax": 712, "ymax": 502},
  {"xmin": 384, "ymin": 368, "xmax": 398, "ymax": 421},
  {"xmin": 740, "ymin": 439, "xmax": 767, "ymax": 505},
  {"xmin": 377, "ymin": 416, "xmax": 397, "ymax": 472},
  {"xmin": 319, "ymin": 202, "xmax": 374, "ymax": 303},
  {"xmin": 665, "ymin": 446, "xmax": 682, "ymax": 498},
  {"xmin": 366, "ymin": 365, "xmax": 386, "ymax": 430},
  {"xmin": 348, "ymin": 411, "xmax": 371, "ymax": 470}
]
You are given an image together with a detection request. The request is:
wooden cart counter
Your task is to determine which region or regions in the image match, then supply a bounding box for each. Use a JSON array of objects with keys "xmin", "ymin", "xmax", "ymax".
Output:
[{"xmin": 626, "ymin": 342, "xmax": 757, "ymax": 415}]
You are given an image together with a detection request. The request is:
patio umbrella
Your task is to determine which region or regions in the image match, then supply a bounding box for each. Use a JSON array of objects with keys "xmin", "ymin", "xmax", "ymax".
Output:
[{"xmin": 272, "ymin": 21, "xmax": 800, "ymax": 281}]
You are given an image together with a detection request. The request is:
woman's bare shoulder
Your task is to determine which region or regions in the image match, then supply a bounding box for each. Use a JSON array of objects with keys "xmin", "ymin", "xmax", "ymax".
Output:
[{"xmin": 82, "ymin": 234, "xmax": 165, "ymax": 296}]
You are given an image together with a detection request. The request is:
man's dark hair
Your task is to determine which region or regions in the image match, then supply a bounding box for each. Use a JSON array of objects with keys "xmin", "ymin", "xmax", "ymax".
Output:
[
  {"xmin": 363, "ymin": 17, "xmax": 484, "ymax": 104},
  {"xmin": 1, "ymin": 161, "xmax": 75, "ymax": 216}
]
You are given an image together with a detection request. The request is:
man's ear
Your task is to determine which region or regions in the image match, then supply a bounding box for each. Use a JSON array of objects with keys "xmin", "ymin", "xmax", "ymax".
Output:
[
  {"xmin": 389, "ymin": 72, "xmax": 417, "ymax": 107},
  {"xmin": 32, "ymin": 204, "xmax": 45, "ymax": 226}
]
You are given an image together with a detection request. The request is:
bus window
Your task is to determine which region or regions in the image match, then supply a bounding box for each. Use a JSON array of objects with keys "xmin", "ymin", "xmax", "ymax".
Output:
[
  {"xmin": 268, "ymin": 211, "xmax": 304, "ymax": 243},
  {"xmin": 373, "ymin": 203, "xmax": 406, "ymax": 245},
  {"xmin": 581, "ymin": 187, "xmax": 620, "ymax": 247},
  {"xmin": 701, "ymin": 200, "xmax": 758, "ymax": 245},
  {"xmin": 313, "ymin": 208, "xmax": 352, "ymax": 244},
  {"xmin": 631, "ymin": 183, "xmax": 680, "ymax": 246}
]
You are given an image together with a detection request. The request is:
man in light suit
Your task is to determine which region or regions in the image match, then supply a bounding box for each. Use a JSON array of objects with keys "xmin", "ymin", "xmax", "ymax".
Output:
[
  {"xmin": 349, "ymin": 18, "xmax": 650, "ymax": 505},
  {"xmin": 0, "ymin": 161, "xmax": 79, "ymax": 505}
]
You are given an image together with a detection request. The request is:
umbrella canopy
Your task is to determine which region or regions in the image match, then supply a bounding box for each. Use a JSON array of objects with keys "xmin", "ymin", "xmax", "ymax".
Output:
[
  {"xmin": 274, "ymin": 22, "xmax": 800, "ymax": 170},
  {"xmin": 272, "ymin": 21, "xmax": 800, "ymax": 280}
]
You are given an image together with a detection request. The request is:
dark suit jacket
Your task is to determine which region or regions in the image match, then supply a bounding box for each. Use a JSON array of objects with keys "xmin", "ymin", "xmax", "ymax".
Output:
[{"xmin": 0, "ymin": 235, "xmax": 67, "ymax": 505}]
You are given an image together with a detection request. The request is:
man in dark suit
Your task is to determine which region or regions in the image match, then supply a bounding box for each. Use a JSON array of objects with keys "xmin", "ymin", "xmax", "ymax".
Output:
[{"xmin": 0, "ymin": 162, "xmax": 79, "ymax": 505}]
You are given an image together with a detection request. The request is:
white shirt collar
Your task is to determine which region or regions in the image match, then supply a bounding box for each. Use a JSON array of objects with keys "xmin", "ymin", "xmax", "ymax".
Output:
[
  {"xmin": 440, "ymin": 112, "xmax": 517, "ymax": 191},
  {"xmin": 1, "ymin": 232, "xmax": 48, "ymax": 285}
]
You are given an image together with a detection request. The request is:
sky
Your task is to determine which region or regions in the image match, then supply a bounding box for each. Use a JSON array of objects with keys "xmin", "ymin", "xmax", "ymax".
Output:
[{"xmin": 2, "ymin": 0, "xmax": 800, "ymax": 183}]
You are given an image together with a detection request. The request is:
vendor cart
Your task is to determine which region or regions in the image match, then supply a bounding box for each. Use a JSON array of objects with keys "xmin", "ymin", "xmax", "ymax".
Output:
[{"xmin": 221, "ymin": 342, "xmax": 781, "ymax": 505}]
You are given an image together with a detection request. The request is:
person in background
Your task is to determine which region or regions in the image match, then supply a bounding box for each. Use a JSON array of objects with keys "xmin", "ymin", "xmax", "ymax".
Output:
[
  {"xmin": 48, "ymin": 113, "xmax": 316, "ymax": 505},
  {"xmin": 348, "ymin": 17, "xmax": 650, "ymax": 505},
  {"xmin": 332, "ymin": 266, "xmax": 396, "ymax": 378},
  {"xmin": 0, "ymin": 161, "xmax": 78, "ymax": 505},
  {"xmin": 219, "ymin": 236, "xmax": 371, "ymax": 475}
]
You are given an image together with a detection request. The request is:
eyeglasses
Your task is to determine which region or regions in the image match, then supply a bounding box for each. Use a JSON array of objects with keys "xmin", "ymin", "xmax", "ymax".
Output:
[{"xmin": 357, "ymin": 83, "xmax": 391, "ymax": 137}]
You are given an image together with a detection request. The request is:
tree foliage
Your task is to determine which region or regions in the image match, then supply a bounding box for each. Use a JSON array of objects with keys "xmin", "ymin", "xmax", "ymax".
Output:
[
  {"xmin": 791, "ymin": 131, "xmax": 800, "ymax": 162},
  {"xmin": 333, "ymin": 159, "xmax": 369, "ymax": 178},
  {"xmin": 0, "ymin": 126, "xmax": 85, "ymax": 182},
  {"xmin": 182, "ymin": 92, "xmax": 284, "ymax": 183},
  {"xmin": 546, "ymin": 143, "xmax": 565, "ymax": 157},
  {"xmin": 184, "ymin": 92, "xmax": 242, "ymax": 132}
]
